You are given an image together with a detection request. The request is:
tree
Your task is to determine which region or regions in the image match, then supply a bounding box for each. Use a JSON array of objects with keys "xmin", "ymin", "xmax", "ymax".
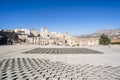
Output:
[
  {"xmin": 52, "ymin": 42, "xmax": 56, "ymax": 45},
  {"xmin": 99, "ymin": 34, "xmax": 111, "ymax": 45}
]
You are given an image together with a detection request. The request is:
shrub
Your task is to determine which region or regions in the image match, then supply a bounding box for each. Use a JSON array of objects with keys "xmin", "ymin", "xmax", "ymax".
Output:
[
  {"xmin": 111, "ymin": 42, "xmax": 120, "ymax": 45},
  {"xmin": 99, "ymin": 34, "xmax": 111, "ymax": 45}
]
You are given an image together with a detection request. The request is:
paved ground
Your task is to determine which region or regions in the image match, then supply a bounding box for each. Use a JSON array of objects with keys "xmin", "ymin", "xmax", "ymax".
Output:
[
  {"xmin": 0, "ymin": 58, "xmax": 120, "ymax": 80},
  {"xmin": 23, "ymin": 48, "xmax": 103, "ymax": 54},
  {"xmin": 0, "ymin": 44, "xmax": 120, "ymax": 80},
  {"xmin": 0, "ymin": 45, "xmax": 120, "ymax": 66}
]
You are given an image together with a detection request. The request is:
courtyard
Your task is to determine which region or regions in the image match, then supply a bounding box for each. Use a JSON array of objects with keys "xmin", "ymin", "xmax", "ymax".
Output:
[{"xmin": 0, "ymin": 45, "xmax": 120, "ymax": 80}]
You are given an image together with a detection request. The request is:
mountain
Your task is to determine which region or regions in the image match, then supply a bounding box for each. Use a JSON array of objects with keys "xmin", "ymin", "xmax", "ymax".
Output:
[{"xmin": 79, "ymin": 28, "xmax": 120, "ymax": 38}]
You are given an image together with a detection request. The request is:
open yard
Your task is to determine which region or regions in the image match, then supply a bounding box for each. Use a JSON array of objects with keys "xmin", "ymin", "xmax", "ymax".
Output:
[{"xmin": 0, "ymin": 45, "xmax": 120, "ymax": 80}]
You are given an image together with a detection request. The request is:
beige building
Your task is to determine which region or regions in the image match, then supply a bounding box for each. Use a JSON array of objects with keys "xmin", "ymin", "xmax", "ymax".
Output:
[
  {"xmin": 80, "ymin": 38, "xmax": 99, "ymax": 46},
  {"xmin": 38, "ymin": 37, "xmax": 48, "ymax": 45},
  {"xmin": 111, "ymin": 37, "xmax": 120, "ymax": 43},
  {"xmin": 70, "ymin": 37, "xmax": 99, "ymax": 46},
  {"xmin": 26, "ymin": 37, "xmax": 49, "ymax": 45},
  {"xmin": 40, "ymin": 27, "xmax": 48, "ymax": 38},
  {"xmin": 49, "ymin": 32, "xmax": 70, "ymax": 45}
]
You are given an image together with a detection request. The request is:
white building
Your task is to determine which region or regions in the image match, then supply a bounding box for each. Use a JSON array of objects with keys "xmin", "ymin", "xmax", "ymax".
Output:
[
  {"xmin": 40, "ymin": 27, "xmax": 48, "ymax": 38},
  {"xmin": 14, "ymin": 28, "xmax": 30, "ymax": 35}
]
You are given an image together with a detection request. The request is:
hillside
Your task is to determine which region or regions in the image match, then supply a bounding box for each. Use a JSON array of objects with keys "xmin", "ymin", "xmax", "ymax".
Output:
[{"xmin": 79, "ymin": 28, "xmax": 120, "ymax": 38}]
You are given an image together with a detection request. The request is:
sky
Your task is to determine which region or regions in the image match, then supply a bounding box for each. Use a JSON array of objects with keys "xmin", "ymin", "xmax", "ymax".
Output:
[{"xmin": 0, "ymin": 0, "xmax": 120, "ymax": 35}]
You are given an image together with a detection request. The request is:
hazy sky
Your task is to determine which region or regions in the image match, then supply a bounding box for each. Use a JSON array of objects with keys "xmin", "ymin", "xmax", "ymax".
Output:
[{"xmin": 0, "ymin": 0, "xmax": 120, "ymax": 35}]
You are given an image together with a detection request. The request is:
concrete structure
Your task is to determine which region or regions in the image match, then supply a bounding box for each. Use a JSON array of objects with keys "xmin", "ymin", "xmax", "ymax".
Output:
[
  {"xmin": 0, "ymin": 31, "xmax": 18, "ymax": 45},
  {"xmin": 70, "ymin": 37, "xmax": 99, "ymax": 46},
  {"xmin": 111, "ymin": 38, "xmax": 120, "ymax": 43},
  {"xmin": 15, "ymin": 28, "xmax": 30, "ymax": 35},
  {"xmin": 40, "ymin": 27, "xmax": 48, "ymax": 38}
]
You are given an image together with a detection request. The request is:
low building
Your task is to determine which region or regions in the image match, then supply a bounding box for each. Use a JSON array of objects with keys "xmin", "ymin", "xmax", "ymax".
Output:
[
  {"xmin": 80, "ymin": 38, "xmax": 99, "ymax": 46},
  {"xmin": 70, "ymin": 37, "xmax": 99, "ymax": 46},
  {"xmin": 0, "ymin": 31, "xmax": 18, "ymax": 45},
  {"xmin": 111, "ymin": 38, "xmax": 120, "ymax": 43}
]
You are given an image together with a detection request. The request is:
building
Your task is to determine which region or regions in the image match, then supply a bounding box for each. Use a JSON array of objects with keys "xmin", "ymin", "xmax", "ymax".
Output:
[
  {"xmin": 111, "ymin": 37, "xmax": 120, "ymax": 44},
  {"xmin": 15, "ymin": 28, "xmax": 30, "ymax": 35},
  {"xmin": 0, "ymin": 31, "xmax": 18, "ymax": 45},
  {"xmin": 14, "ymin": 28, "xmax": 30, "ymax": 43},
  {"xmin": 40, "ymin": 27, "xmax": 49, "ymax": 38},
  {"xmin": 13, "ymin": 27, "xmax": 100, "ymax": 46},
  {"xmin": 70, "ymin": 37, "xmax": 99, "ymax": 46}
]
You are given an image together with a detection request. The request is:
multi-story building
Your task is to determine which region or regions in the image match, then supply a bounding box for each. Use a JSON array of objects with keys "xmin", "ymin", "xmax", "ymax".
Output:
[{"xmin": 40, "ymin": 27, "xmax": 49, "ymax": 38}]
